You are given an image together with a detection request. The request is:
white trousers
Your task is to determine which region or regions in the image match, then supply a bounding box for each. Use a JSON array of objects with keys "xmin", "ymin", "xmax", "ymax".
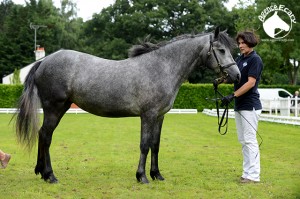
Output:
[{"xmin": 235, "ymin": 109, "xmax": 261, "ymax": 182}]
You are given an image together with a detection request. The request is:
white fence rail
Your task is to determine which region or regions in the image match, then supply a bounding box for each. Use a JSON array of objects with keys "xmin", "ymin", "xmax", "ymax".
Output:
[
  {"xmin": 261, "ymin": 97, "xmax": 299, "ymax": 117},
  {"xmin": 3, "ymin": 107, "xmax": 300, "ymax": 125},
  {"xmin": 202, "ymin": 108, "xmax": 300, "ymax": 126},
  {"xmin": 0, "ymin": 108, "xmax": 197, "ymax": 114}
]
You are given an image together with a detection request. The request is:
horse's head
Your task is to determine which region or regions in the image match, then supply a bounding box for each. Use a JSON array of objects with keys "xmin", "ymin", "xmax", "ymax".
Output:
[{"xmin": 203, "ymin": 27, "xmax": 240, "ymax": 84}]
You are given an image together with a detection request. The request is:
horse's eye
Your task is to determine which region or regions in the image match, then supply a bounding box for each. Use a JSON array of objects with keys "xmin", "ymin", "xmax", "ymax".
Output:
[{"xmin": 219, "ymin": 49, "xmax": 225, "ymax": 54}]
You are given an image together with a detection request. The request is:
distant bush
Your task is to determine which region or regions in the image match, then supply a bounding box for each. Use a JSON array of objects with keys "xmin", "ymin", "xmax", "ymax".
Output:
[
  {"xmin": 0, "ymin": 84, "xmax": 23, "ymax": 108},
  {"xmin": 173, "ymin": 83, "xmax": 233, "ymax": 111},
  {"xmin": 0, "ymin": 84, "xmax": 298, "ymax": 110},
  {"xmin": 173, "ymin": 84, "xmax": 299, "ymax": 111}
]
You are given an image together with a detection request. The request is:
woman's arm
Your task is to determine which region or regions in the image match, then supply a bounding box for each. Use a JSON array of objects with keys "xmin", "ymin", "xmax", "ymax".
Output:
[{"xmin": 234, "ymin": 76, "xmax": 256, "ymax": 97}]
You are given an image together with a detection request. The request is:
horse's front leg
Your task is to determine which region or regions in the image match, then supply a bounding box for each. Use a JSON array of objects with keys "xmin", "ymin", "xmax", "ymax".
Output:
[
  {"xmin": 136, "ymin": 113, "xmax": 158, "ymax": 184},
  {"xmin": 150, "ymin": 115, "xmax": 165, "ymax": 181}
]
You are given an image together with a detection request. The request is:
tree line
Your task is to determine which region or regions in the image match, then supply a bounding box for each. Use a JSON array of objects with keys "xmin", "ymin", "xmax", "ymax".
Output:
[{"xmin": 0, "ymin": 0, "xmax": 299, "ymax": 85}]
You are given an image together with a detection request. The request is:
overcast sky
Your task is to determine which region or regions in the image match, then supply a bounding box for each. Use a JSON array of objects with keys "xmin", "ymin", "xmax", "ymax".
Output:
[
  {"xmin": 11, "ymin": 0, "xmax": 115, "ymax": 21},
  {"xmin": 10, "ymin": 0, "xmax": 241, "ymax": 21}
]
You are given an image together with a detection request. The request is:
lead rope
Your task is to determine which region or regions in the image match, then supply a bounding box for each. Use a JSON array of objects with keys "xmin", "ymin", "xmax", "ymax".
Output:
[
  {"xmin": 212, "ymin": 81, "xmax": 263, "ymax": 147},
  {"xmin": 213, "ymin": 80, "xmax": 230, "ymax": 135}
]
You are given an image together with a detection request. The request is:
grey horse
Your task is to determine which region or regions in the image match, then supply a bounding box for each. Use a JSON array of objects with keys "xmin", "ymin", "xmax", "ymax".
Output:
[{"xmin": 15, "ymin": 28, "xmax": 240, "ymax": 184}]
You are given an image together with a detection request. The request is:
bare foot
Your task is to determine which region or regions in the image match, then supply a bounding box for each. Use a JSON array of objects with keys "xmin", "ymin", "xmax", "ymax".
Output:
[{"xmin": 1, "ymin": 154, "xmax": 11, "ymax": 169}]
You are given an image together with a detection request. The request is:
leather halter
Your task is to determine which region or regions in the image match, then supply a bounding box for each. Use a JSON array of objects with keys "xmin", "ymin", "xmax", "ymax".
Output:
[
  {"xmin": 207, "ymin": 35, "xmax": 236, "ymax": 84},
  {"xmin": 207, "ymin": 34, "xmax": 236, "ymax": 135}
]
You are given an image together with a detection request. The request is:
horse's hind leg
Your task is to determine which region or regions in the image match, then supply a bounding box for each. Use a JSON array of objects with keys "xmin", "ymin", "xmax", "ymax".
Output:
[
  {"xmin": 35, "ymin": 101, "xmax": 71, "ymax": 183},
  {"xmin": 150, "ymin": 115, "xmax": 165, "ymax": 181}
]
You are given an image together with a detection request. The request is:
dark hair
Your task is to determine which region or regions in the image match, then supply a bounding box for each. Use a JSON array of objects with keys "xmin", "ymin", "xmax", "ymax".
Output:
[{"xmin": 235, "ymin": 31, "xmax": 259, "ymax": 48}]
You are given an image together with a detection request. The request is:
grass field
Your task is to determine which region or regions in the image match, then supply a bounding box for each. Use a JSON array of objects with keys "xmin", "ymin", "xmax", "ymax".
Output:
[{"xmin": 1, "ymin": 113, "xmax": 299, "ymax": 198}]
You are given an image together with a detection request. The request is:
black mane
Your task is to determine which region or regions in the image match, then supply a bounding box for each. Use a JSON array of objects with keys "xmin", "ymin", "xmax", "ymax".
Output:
[
  {"xmin": 128, "ymin": 31, "xmax": 236, "ymax": 58},
  {"xmin": 128, "ymin": 34, "xmax": 201, "ymax": 58},
  {"xmin": 128, "ymin": 41, "xmax": 160, "ymax": 58},
  {"xmin": 218, "ymin": 31, "xmax": 237, "ymax": 51}
]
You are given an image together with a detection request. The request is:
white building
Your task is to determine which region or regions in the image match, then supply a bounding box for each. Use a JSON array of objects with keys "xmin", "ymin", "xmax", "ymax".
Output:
[
  {"xmin": 35, "ymin": 47, "xmax": 45, "ymax": 60},
  {"xmin": 2, "ymin": 47, "xmax": 45, "ymax": 84}
]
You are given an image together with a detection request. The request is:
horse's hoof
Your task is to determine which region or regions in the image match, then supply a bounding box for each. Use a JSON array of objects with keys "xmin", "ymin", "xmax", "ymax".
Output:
[
  {"xmin": 47, "ymin": 173, "xmax": 58, "ymax": 183},
  {"xmin": 136, "ymin": 172, "xmax": 149, "ymax": 184},
  {"xmin": 34, "ymin": 166, "xmax": 42, "ymax": 175},
  {"xmin": 150, "ymin": 170, "xmax": 165, "ymax": 181},
  {"xmin": 42, "ymin": 172, "xmax": 58, "ymax": 183},
  {"xmin": 49, "ymin": 177, "xmax": 58, "ymax": 184},
  {"xmin": 49, "ymin": 179, "xmax": 58, "ymax": 184}
]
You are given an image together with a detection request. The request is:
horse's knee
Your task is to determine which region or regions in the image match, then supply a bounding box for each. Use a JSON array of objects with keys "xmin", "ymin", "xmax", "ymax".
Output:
[{"xmin": 39, "ymin": 127, "xmax": 54, "ymax": 146}]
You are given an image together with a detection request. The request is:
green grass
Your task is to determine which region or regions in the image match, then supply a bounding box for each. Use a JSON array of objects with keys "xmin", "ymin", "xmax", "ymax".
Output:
[{"xmin": 1, "ymin": 113, "xmax": 299, "ymax": 198}]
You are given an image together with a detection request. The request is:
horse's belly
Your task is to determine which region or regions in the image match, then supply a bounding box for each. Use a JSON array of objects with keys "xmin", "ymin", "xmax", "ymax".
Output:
[
  {"xmin": 88, "ymin": 109, "xmax": 140, "ymax": 118},
  {"xmin": 73, "ymin": 98, "xmax": 141, "ymax": 118},
  {"xmin": 87, "ymin": 106, "xmax": 140, "ymax": 117}
]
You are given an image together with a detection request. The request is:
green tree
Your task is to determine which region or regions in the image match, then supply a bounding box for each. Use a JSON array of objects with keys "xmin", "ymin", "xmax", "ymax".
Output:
[
  {"xmin": 56, "ymin": 0, "xmax": 83, "ymax": 50},
  {"xmin": 0, "ymin": 0, "xmax": 83, "ymax": 82},
  {"xmin": 0, "ymin": 0, "xmax": 13, "ymax": 32},
  {"xmin": 10, "ymin": 68, "xmax": 21, "ymax": 84},
  {"xmin": 0, "ymin": 1, "xmax": 32, "ymax": 80},
  {"xmin": 232, "ymin": 0, "xmax": 259, "ymax": 32}
]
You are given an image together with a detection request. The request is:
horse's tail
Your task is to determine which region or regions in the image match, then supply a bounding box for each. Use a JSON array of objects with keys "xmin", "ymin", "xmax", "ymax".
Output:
[{"xmin": 15, "ymin": 61, "xmax": 42, "ymax": 151}]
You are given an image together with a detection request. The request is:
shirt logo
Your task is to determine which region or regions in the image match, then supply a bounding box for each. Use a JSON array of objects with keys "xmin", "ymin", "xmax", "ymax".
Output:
[{"xmin": 243, "ymin": 62, "xmax": 248, "ymax": 67}]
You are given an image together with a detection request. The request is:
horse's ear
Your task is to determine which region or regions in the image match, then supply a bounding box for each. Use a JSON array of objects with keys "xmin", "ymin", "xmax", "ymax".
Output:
[{"xmin": 214, "ymin": 26, "xmax": 220, "ymax": 39}]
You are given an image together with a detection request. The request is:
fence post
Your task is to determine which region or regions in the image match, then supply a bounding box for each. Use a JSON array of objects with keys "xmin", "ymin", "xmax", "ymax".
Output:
[
  {"xmin": 295, "ymin": 96, "xmax": 298, "ymax": 117},
  {"xmin": 275, "ymin": 99, "xmax": 278, "ymax": 115},
  {"xmin": 279, "ymin": 97, "xmax": 290, "ymax": 116}
]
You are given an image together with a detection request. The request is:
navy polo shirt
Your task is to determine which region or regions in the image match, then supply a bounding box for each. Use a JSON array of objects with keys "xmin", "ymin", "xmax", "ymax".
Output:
[{"xmin": 234, "ymin": 51, "xmax": 263, "ymax": 111}]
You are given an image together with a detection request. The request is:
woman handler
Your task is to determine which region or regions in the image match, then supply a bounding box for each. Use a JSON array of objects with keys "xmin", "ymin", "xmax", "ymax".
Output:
[{"xmin": 221, "ymin": 31, "xmax": 263, "ymax": 183}]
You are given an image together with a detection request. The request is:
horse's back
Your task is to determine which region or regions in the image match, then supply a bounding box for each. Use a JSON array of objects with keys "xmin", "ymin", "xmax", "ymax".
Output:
[{"xmin": 35, "ymin": 50, "xmax": 120, "ymax": 85}]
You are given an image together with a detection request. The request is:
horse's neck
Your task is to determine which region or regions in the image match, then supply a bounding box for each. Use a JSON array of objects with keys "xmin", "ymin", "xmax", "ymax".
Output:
[{"xmin": 159, "ymin": 36, "xmax": 208, "ymax": 84}]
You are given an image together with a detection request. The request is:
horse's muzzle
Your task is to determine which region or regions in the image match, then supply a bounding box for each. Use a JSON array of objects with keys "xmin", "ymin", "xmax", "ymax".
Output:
[{"xmin": 214, "ymin": 71, "xmax": 240, "ymax": 85}]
